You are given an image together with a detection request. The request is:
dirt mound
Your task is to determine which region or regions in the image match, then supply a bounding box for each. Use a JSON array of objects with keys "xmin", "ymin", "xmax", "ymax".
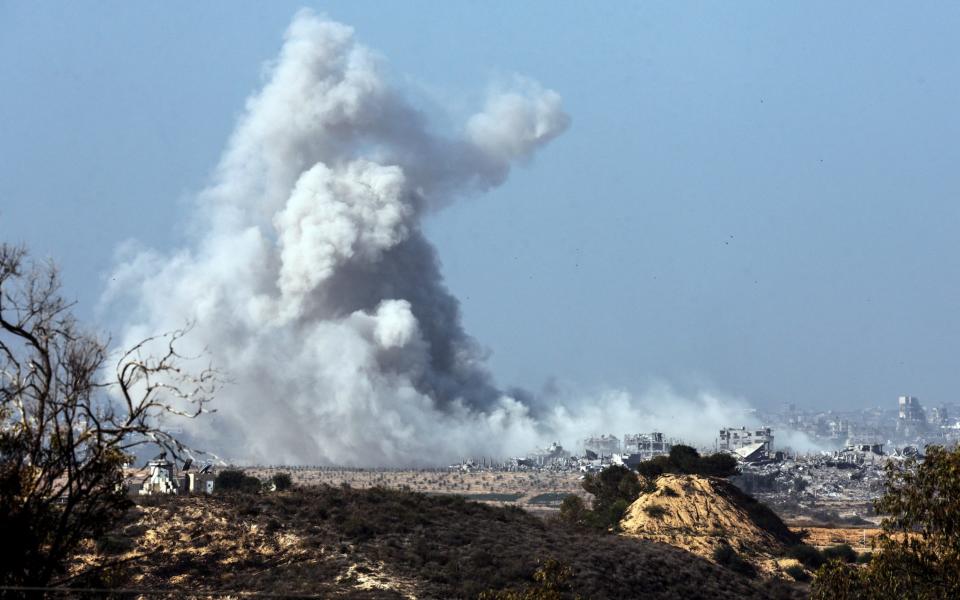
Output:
[
  {"xmin": 620, "ymin": 474, "xmax": 798, "ymax": 568},
  {"xmin": 69, "ymin": 485, "xmax": 801, "ymax": 599}
]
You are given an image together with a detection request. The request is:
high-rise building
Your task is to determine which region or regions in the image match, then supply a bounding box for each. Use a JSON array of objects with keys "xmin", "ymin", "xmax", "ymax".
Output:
[
  {"xmin": 897, "ymin": 395, "xmax": 927, "ymax": 435},
  {"xmin": 899, "ymin": 395, "xmax": 925, "ymax": 421}
]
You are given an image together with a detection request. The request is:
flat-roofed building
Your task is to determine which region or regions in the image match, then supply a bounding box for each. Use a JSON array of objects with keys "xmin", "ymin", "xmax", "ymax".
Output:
[{"xmin": 719, "ymin": 426, "xmax": 773, "ymax": 455}]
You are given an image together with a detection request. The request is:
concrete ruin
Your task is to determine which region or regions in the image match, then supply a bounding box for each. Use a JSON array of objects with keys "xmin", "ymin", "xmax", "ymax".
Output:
[
  {"xmin": 897, "ymin": 395, "xmax": 928, "ymax": 437},
  {"xmin": 522, "ymin": 441, "xmax": 571, "ymax": 467},
  {"xmin": 719, "ymin": 427, "xmax": 774, "ymax": 455},
  {"xmin": 139, "ymin": 458, "xmax": 180, "ymax": 495},
  {"xmin": 607, "ymin": 432, "xmax": 675, "ymax": 468},
  {"xmin": 583, "ymin": 434, "xmax": 620, "ymax": 457},
  {"xmin": 138, "ymin": 458, "xmax": 216, "ymax": 495},
  {"xmin": 835, "ymin": 443, "xmax": 885, "ymax": 464},
  {"xmin": 622, "ymin": 432, "xmax": 672, "ymax": 459}
]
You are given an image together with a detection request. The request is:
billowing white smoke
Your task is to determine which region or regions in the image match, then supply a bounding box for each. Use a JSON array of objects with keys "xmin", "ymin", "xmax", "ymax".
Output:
[
  {"xmin": 107, "ymin": 11, "xmax": 566, "ymax": 465},
  {"xmin": 107, "ymin": 11, "xmax": 798, "ymax": 465},
  {"xmin": 539, "ymin": 384, "xmax": 825, "ymax": 454}
]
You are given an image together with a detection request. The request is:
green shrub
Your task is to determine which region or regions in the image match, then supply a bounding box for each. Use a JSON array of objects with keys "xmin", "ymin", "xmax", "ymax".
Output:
[
  {"xmin": 822, "ymin": 543, "xmax": 857, "ymax": 563},
  {"xmin": 215, "ymin": 469, "xmax": 262, "ymax": 493},
  {"xmin": 558, "ymin": 495, "xmax": 587, "ymax": 526},
  {"xmin": 581, "ymin": 465, "xmax": 641, "ymax": 511},
  {"xmin": 712, "ymin": 543, "xmax": 757, "ymax": 578},
  {"xmin": 660, "ymin": 486, "xmax": 679, "ymax": 497},
  {"xmin": 580, "ymin": 465, "xmax": 642, "ymax": 530},
  {"xmin": 698, "ymin": 452, "xmax": 740, "ymax": 477},
  {"xmin": 633, "ymin": 445, "xmax": 739, "ymax": 479},
  {"xmin": 479, "ymin": 558, "xmax": 578, "ymax": 600},
  {"xmin": 786, "ymin": 544, "xmax": 825, "ymax": 570},
  {"xmin": 643, "ymin": 504, "xmax": 668, "ymax": 519},
  {"xmin": 342, "ymin": 516, "xmax": 374, "ymax": 541},
  {"xmin": 272, "ymin": 472, "xmax": 293, "ymax": 491},
  {"xmin": 606, "ymin": 499, "xmax": 632, "ymax": 530},
  {"xmin": 669, "ymin": 445, "xmax": 701, "ymax": 473},
  {"xmin": 785, "ymin": 564, "xmax": 810, "ymax": 582},
  {"xmin": 634, "ymin": 455, "xmax": 669, "ymax": 479}
]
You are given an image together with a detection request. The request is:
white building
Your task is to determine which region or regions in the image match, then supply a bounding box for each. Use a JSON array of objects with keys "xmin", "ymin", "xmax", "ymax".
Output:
[
  {"xmin": 718, "ymin": 427, "xmax": 773, "ymax": 455},
  {"xmin": 138, "ymin": 459, "xmax": 216, "ymax": 495},
  {"xmin": 139, "ymin": 458, "xmax": 180, "ymax": 495}
]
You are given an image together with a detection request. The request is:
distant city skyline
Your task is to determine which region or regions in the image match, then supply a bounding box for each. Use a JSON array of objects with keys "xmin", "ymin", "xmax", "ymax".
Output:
[{"xmin": 3, "ymin": 2, "xmax": 960, "ymax": 414}]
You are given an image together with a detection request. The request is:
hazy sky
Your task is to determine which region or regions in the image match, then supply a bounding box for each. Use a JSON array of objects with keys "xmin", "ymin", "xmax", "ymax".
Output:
[{"xmin": 2, "ymin": 2, "xmax": 959, "ymax": 412}]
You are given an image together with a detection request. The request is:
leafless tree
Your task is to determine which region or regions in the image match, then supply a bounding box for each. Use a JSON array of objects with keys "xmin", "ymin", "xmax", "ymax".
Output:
[{"xmin": 0, "ymin": 243, "xmax": 218, "ymax": 589}]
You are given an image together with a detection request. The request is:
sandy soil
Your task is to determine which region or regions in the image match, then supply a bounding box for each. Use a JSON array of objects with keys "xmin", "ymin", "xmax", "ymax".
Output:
[{"xmin": 789, "ymin": 525, "xmax": 881, "ymax": 552}]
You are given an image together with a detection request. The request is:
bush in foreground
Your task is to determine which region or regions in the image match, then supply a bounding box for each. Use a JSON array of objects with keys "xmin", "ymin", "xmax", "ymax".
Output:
[
  {"xmin": 577, "ymin": 465, "xmax": 641, "ymax": 530},
  {"xmin": 0, "ymin": 244, "xmax": 215, "ymax": 591},
  {"xmin": 215, "ymin": 469, "xmax": 262, "ymax": 493},
  {"xmin": 558, "ymin": 495, "xmax": 588, "ymax": 526},
  {"xmin": 812, "ymin": 445, "xmax": 960, "ymax": 599},
  {"xmin": 634, "ymin": 445, "xmax": 739, "ymax": 479},
  {"xmin": 822, "ymin": 543, "xmax": 857, "ymax": 564},
  {"xmin": 785, "ymin": 544, "xmax": 825, "ymax": 570},
  {"xmin": 272, "ymin": 472, "xmax": 293, "ymax": 491},
  {"xmin": 784, "ymin": 564, "xmax": 810, "ymax": 583},
  {"xmin": 480, "ymin": 558, "xmax": 582, "ymax": 600}
]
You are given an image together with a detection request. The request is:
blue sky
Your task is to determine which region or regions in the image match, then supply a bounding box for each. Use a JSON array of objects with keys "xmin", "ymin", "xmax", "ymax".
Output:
[{"xmin": 2, "ymin": 2, "xmax": 959, "ymax": 411}]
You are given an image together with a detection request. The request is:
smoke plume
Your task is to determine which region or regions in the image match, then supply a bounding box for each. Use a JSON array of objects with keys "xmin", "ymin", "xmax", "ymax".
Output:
[
  {"xmin": 107, "ymin": 11, "xmax": 569, "ymax": 464},
  {"xmin": 107, "ymin": 11, "xmax": 786, "ymax": 465}
]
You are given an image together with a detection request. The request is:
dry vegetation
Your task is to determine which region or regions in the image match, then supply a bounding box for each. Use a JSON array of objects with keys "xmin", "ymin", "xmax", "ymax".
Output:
[
  {"xmin": 250, "ymin": 468, "xmax": 582, "ymax": 498},
  {"xmin": 788, "ymin": 526, "xmax": 880, "ymax": 553},
  {"xmin": 71, "ymin": 485, "xmax": 801, "ymax": 599},
  {"xmin": 619, "ymin": 474, "xmax": 801, "ymax": 577}
]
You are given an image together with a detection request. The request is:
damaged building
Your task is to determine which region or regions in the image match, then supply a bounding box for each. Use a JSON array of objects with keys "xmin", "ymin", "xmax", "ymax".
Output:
[
  {"xmin": 897, "ymin": 395, "xmax": 928, "ymax": 437},
  {"xmin": 610, "ymin": 432, "xmax": 675, "ymax": 468},
  {"xmin": 583, "ymin": 434, "xmax": 621, "ymax": 457},
  {"xmin": 719, "ymin": 426, "xmax": 774, "ymax": 461},
  {"xmin": 137, "ymin": 456, "xmax": 216, "ymax": 495},
  {"xmin": 835, "ymin": 443, "xmax": 886, "ymax": 464},
  {"xmin": 622, "ymin": 432, "xmax": 672, "ymax": 459}
]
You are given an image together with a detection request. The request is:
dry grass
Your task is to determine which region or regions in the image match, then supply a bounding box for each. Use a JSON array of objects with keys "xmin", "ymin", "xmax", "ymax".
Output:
[
  {"xmin": 791, "ymin": 526, "xmax": 882, "ymax": 552},
  {"xmin": 70, "ymin": 485, "xmax": 802, "ymax": 599},
  {"xmin": 247, "ymin": 468, "xmax": 586, "ymax": 505}
]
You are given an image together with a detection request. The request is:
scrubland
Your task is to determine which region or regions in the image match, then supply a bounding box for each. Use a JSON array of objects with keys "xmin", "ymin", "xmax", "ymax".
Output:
[{"xmin": 74, "ymin": 485, "xmax": 801, "ymax": 599}]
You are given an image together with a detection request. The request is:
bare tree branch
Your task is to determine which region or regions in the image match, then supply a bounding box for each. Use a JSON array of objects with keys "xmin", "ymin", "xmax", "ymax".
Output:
[{"xmin": 0, "ymin": 243, "xmax": 217, "ymax": 589}]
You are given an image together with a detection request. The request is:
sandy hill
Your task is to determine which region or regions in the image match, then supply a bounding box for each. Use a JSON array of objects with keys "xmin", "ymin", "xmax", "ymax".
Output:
[
  {"xmin": 620, "ymin": 474, "xmax": 799, "ymax": 570},
  {"xmin": 70, "ymin": 485, "xmax": 801, "ymax": 599}
]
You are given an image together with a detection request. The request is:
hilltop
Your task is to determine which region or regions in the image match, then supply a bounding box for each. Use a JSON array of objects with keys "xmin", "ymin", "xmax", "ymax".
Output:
[
  {"xmin": 620, "ymin": 474, "xmax": 800, "ymax": 575},
  {"xmin": 70, "ymin": 485, "xmax": 801, "ymax": 599}
]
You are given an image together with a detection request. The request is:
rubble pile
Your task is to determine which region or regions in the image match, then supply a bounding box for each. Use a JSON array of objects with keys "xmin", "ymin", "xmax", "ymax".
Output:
[{"xmin": 731, "ymin": 449, "xmax": 910, "ymax": 523}]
